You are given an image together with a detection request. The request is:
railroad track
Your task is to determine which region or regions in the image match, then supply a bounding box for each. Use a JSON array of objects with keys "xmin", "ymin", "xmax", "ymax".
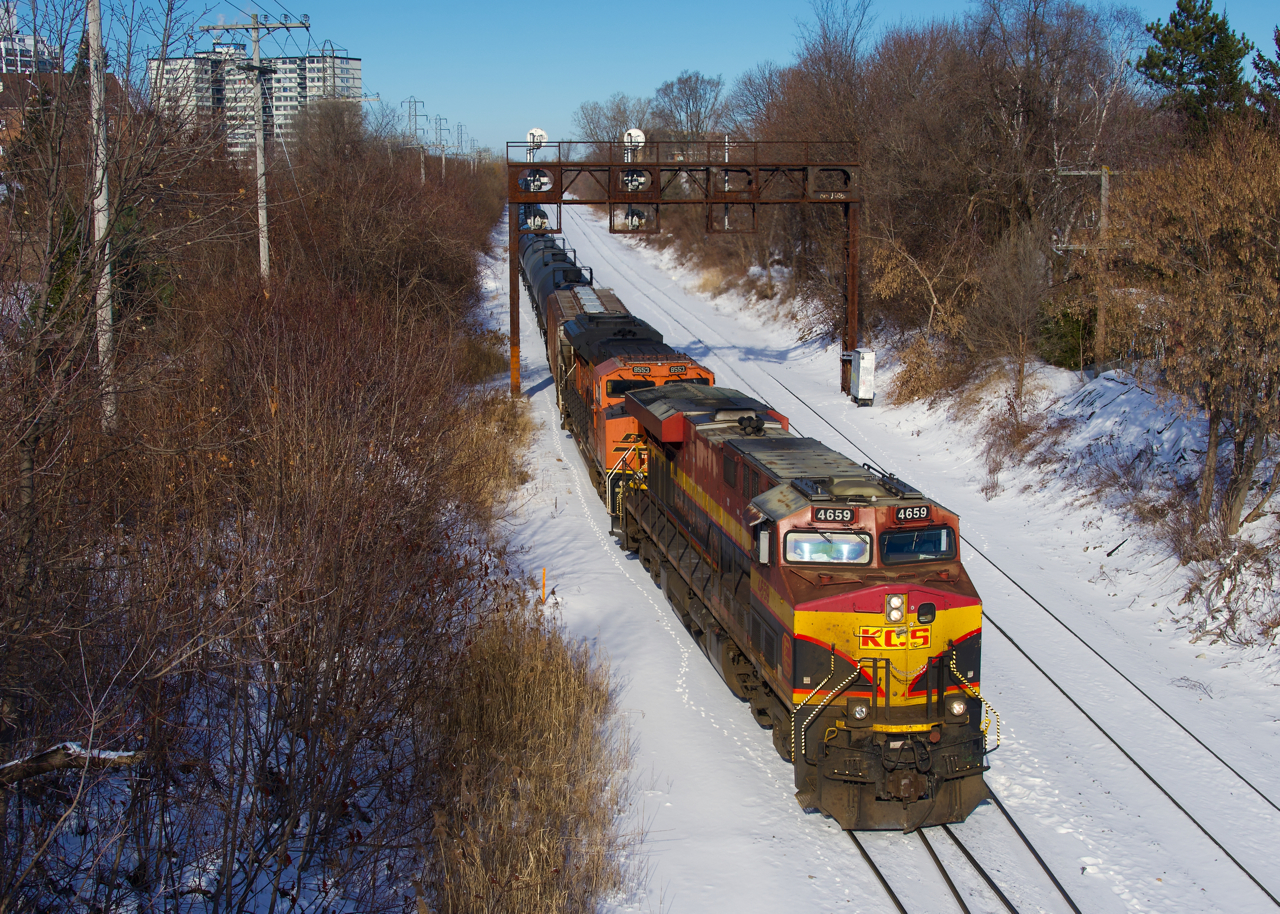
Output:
[
  {"xmin": 852, "ymin": 791, "xmax": 1082, "ymax": 914},
  {"xmin": 559, "ymin": 209, "xmax": 1280, "ymax": 909}
]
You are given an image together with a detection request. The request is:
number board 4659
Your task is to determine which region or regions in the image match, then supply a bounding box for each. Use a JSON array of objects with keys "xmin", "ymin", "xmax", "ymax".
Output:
[
  {"xmin": 895, "ymin": 505, "xmax": 931, "ymax": 522},
  {"xmin": 813, "ymin": 507, "xmax": 853, "ymax": 523}
]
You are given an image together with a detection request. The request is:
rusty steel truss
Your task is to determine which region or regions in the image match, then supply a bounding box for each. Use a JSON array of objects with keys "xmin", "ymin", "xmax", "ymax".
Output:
[{"xmin": 507, "ymin": 140, "xmax": 861, "ymax": 397}]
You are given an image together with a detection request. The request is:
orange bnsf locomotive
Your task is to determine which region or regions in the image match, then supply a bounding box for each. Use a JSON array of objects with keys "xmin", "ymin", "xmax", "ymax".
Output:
[
  {"xmin": 519, "ymin": 233, "xmax": 714, "ymax": 514},
  {"xmin": 518, "ymin": 231, "xmax": 991, "ymax": 831}
]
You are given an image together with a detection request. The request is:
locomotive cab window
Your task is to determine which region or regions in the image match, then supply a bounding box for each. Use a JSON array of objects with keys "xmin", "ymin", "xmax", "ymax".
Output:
[
  {"xmin": 754, "ymin": 524, "xmax": 772, "ymax": 565},
  {"xmin": 879, "ymin": 526, "xmax": 956, "ymax": 565},
  {"xmin": 605, "ymin": 378, "xmax": 655, "ymax": 398},
  {"xmin": 784, "ymin": 531, "xmax": 871, "ymax": 565}
]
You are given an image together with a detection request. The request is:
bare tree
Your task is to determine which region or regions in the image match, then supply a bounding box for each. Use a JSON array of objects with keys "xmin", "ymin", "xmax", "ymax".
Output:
[
  {"xmin": 784, "ymin": 0, "xmax": 874, "ymax": 144},
  {"xmin": 726, "ymin": 61, "xmax": 786, "ymax": 136},
  {"xmin": 1112, "ymin": 121, "xmax": 1280, "ymax": 535},
  {"xmin": 651, "ymin": 70, "xmax": 726, "ymax": 142},
  {"xmin": 571, "ymin": 92, "xmax": 651, "ymax": 145},
  {"xmin": 965, "ymin": 0, "xmax": 1148, "ymax": 243},
  {"xmin": 0, "ymin": 4, "xmax": 506, "ymax": 910},
  {"xmin": 967, "ymin": 223, "xmax": 1052, "ymax": 410}
]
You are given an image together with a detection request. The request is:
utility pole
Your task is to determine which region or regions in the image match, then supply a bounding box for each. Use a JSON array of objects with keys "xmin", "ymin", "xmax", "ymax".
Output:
[
  {"xmin": 1055, "ymin": 166, "xmax": 1114, "ymax": 372},
  {"xmin": 87, "ymin": 0, "xmax": 115, "ymax": 430},
  {"xmin": 403, "ymin": 96, "xmax": 426, "ymax": 183},
  {"xmin": 453, "ymin": 123, "xmax": 466, "ymax": 179},
  {"xmin": 433, "ymin": 115, "xmax": 449, "ymax": 180},
  {"xmin": 1054, "ymin": 166, "xmax": 1112, "ymax": 248},
  {"xmin": 200, "ymin": 14, "xmax": 309, "ymax": 281}
]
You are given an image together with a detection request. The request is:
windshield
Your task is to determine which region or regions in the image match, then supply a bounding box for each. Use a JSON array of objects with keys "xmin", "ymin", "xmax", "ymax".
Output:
[
  {"xmin": 784, "ymin": 531, "xmax": 872, "ymax": 565},
  {"xmin": 880, "ymin": 526, "xmax": 955, "ymax": 565},
  {"xmin": 606, "ymin": 378, "xmax": 656, "ymax": 398}
]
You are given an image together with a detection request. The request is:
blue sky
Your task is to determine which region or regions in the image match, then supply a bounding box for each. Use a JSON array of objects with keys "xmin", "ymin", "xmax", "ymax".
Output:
[{"xmin": 191, "ymin": 0, "xmax": 1278, "ymax": 152}]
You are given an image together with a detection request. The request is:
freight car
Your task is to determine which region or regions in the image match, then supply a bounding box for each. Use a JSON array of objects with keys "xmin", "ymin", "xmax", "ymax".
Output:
[{"xmin": 516, "ymin": 226, "xmax": 992, "ymax": 831}]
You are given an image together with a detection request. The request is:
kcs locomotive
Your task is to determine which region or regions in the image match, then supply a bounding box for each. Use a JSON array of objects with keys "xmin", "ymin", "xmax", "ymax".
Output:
[{"xmin": 518, "ymin": 227, "xmax": 992, "ymax": 831}]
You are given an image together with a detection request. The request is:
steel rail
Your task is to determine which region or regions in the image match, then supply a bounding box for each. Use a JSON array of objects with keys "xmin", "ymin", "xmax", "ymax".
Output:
[
  {"xmin": 855, "ymin": 820, "xmax": 1057, "ymax": 914},
  {"xmin": 848, "ymin": 832, "xmax": 909, "ymax": 914},
  {"xmin": 983, "ymin": 793, "xmax": 1083, "ymax": 914},
  {"xmin": 938, "ymin": 824, "xmax": 1022, "ymax": 914},
  {"xmin": 917, "ymin": 828, "xmax": 973, "ymax": 914}
]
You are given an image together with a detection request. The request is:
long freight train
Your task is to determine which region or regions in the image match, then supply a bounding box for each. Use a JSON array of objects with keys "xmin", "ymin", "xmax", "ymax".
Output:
[{"xmin": 518, "ymin": 228, "xmax": 993, "ymax": 831}]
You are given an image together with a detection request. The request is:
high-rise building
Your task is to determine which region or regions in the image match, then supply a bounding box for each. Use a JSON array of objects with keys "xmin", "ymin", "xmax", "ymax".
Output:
[
  {"xmin": 148, "ymin": 42, "xmax": 362, "ymax": 156},
  {"xmin": 0, "ymin": 3, "xmax": 59, "ymax": 73}
]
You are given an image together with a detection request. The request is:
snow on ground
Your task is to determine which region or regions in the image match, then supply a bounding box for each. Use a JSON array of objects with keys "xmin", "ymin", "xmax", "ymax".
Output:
[{"xmin": 480, "ymin": 207, "xmax": 1280, "ymax": 914}]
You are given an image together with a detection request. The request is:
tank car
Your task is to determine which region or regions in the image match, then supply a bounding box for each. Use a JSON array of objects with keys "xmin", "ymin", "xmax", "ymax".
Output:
[{"xmin": 618, "ymin": 383, "xmax": 990, "ymax": 830}]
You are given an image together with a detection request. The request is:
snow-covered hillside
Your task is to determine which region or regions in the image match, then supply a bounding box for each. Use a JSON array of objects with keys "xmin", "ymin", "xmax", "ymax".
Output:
[{"xmin": 482, "ymin": 207, "xmax": 1280, "ymax": 914}]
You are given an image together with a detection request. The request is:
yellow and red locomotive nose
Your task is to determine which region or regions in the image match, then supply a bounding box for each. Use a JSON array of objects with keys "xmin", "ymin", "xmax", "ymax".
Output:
[{"xmin": 792, "ymin": 584, "xmax": 982, "ymax": 707}]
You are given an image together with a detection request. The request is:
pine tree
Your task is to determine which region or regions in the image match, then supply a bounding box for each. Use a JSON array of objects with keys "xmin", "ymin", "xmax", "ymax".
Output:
[
  {"xmin": 1135, "ymin": 0, "xmax": 1253, "ymax": 134},
  {"xmin": 1252, "ymin": 27, "xmax": 1280, "ymax": 126}
]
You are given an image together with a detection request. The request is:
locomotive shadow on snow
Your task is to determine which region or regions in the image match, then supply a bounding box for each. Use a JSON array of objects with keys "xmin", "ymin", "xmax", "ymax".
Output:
[{"xmin": 524, "ymin": 376, "xmax": 555, "ymax": 398}]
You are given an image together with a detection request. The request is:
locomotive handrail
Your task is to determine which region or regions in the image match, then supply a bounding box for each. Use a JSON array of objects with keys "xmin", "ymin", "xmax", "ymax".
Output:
[
  {"xmin": 949, "ymin": 653, "xmax": 1002, "ymax": 754},
  {"xmin": 797, "ymin": 672, "xmax": 862, "ymax": 765},
  {"xmin": 604, "ymin": 445, "xmax": 640, "ymax": 518},
  {"xmin": 794, "ymin": 644, "xmax": 863, "ymax": 765},
  {"xmin": 792, "ymin": 644, "xmax": 836, "ymax": 763},
  {"xmin": 556, "ymin": 360, "xmax": 577, "ymax": 415}
]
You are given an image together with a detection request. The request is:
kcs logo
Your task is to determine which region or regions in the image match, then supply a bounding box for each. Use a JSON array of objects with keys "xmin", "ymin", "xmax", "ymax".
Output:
[{"xmin": 859, "ymin": 627, "xmax": 930, "ymax": 649}]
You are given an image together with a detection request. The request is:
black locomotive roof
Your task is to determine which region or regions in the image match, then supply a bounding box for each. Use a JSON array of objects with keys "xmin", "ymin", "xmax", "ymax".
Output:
[
  {"xmin": 626, "ymin": 384, "xmax": 783, "ymax": 444},
  {"xmin": 729, "ymin": 436, "xmax": 868, "ymax": 481},
  {"xmin": 597, "ymin": 341, "xmax": 688, "ymax": 362},
  {"xmin": 627, "ymin": 383, "xmax": 772, "ymax": 421},
  {"xmin": 564, "ymin": 314, "xmax": 665, "ymax": 363}
]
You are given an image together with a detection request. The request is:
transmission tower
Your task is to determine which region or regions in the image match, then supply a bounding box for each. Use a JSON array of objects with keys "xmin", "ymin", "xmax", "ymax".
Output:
[{"xmin": 402, "ymin": 95, "xmax": 425, "ymax": 140}]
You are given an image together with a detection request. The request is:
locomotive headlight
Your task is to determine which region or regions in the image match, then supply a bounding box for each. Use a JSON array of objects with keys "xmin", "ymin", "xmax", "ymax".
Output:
[
  {"xmin": 853, "ymin": 704, "xmax": 869, "ymax": 720},
  {"xmin": 948, "ymin": 698, "xmax": 968, "ymax": 717},
  {"xmin": 886, "ymin": 593, "xmax": 906, "ymax": 623}
]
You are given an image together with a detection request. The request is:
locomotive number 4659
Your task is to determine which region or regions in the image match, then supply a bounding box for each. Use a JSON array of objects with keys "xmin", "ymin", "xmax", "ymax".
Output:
[
  {"xmin": 895, "ymin": 505, "xmax": 931, "ymax": 521},
  {"xmin": 813, "ymin": 507, "xmax": 853, "ymax": 522}
]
